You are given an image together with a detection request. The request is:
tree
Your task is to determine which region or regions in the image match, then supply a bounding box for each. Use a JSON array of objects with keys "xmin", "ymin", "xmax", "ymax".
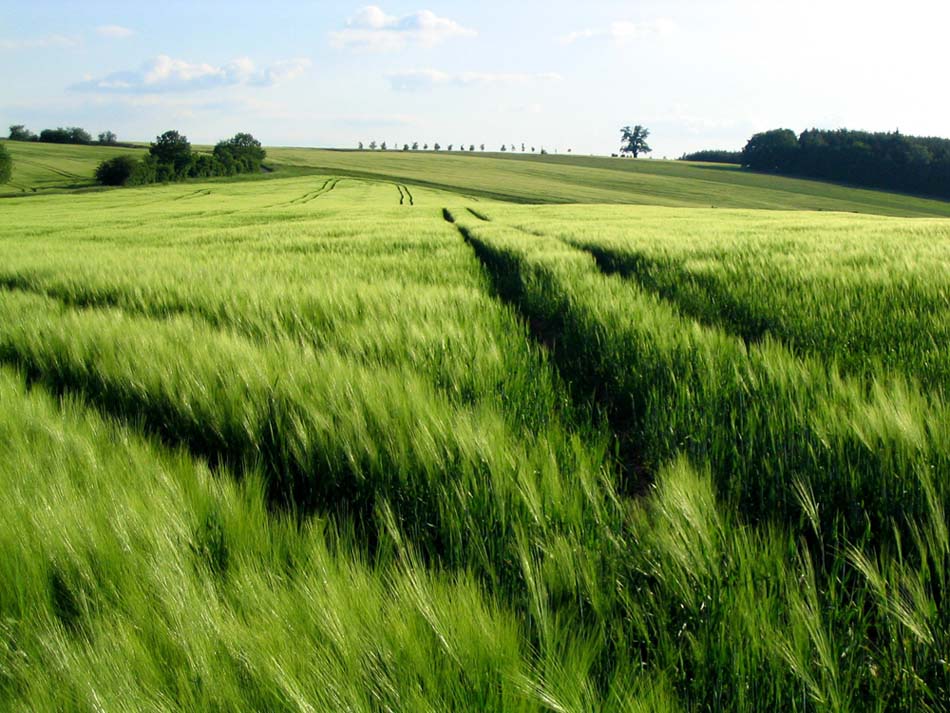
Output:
[
  {"xmin": 94, "ymin": 155, "xmax": 139, "ymax": 186},
  {"xmin": 447, "ymin": 144, "xmax": 454, "ymax": 151},
  {"xmin": 69, "ymin": 127, "xmax": 92, "ymax": 144},
  {"xmin": 403, "ymin": 144, "xmax": 410, "ymax": 151},
  {"xmin": 433, "ymin": 143, "xmax": 441, "ymax": 151},
  {"xmin": 9, "ymin": 125, "xmax": 36, "ymax": 141},
  {"xmin": 521, "ymin": 143, "xmax": 526, "ymax": 152},
  {"xmin": 213, "ymin": 133, "xmax": 265, "ymax": 173},
  {"xmin": 620, "ymin": 125, "xmax": 651, "ymax": 158},
  {"xmin": 0, "ymin": 143, "xmax": 12, "ymax": 183},
  {"xmin": 381, "ymin": 141, "xmax": 387, "ymax": 150},
  {"xmin": 369, "ymin": 140, "xmax": 377, "ymax": 150},
  {"xmin": 149, "ymin": 130, "xmax": 193, "ymax": 178},
  {"xmin": 38, "ymin": 126, "xmax": 92, "ymax": 144},
  {"xmin": 740, "ymin": 129, "xmax": 798, "ymax": 171},
  {"xmin": 500, "ymin": 145, "xmax": 507, "ymax": 152},
  {"xmin": 480, "ymin": 144, "xmax": 485, "ymax": 151},
  {"xmin": 189, "ymin": 154, "xmax": 217, "ymax": 178},
  {"xmin": 98, "ymin": 131, "xmax": 118, "ymax": 145},
  {"xmin": 358, "ymin": 141, "xmax": 364, "ymax": 150},
  {"xmin": 423, "ymin": 143, "xmax": 429, "ymax": 150},
  {"xmin": 469, "ymin": 144, "xmax": 475, "ymax": 152},
  {"xmin": 412, "ymin": 141, "xmax": 419, "ymax": 150}
]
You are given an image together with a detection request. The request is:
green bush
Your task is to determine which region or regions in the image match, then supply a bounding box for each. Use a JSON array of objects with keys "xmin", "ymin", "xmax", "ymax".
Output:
[{"xmin": 94, "ymin": 155, "xmax": 139, "ymax": 186}]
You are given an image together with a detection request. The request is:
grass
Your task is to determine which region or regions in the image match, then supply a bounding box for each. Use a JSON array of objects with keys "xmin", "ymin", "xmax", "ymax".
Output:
[{"xmin": 0, "ymin": 143, "xmax": 949, "ymax": 710}]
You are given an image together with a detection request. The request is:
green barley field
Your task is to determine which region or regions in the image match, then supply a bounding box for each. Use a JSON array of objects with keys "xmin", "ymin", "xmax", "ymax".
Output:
[{"xmin": 1, "ymin": 142, "xmax": 949, "ymax": 711}]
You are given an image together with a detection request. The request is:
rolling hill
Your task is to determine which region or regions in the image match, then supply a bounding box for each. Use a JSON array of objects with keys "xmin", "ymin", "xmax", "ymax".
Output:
[{"xmin": 4, "ymin": 140, "xmax": 950, "ymax": 217}]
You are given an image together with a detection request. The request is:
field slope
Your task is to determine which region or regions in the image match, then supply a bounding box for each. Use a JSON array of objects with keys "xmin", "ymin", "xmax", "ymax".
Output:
[
  {"xmin": 267, "ymin": 147, "xmax": 950, "ymax": 216},
  {"xmin": 0, "ymin": 139, "xmax": 146, "ymax": 195}
]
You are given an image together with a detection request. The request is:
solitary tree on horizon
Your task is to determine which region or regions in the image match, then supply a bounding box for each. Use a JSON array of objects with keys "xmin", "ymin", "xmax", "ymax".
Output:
[{"xmin": 620, "ymin": 125, "xmax": 652, "ymax": 158}]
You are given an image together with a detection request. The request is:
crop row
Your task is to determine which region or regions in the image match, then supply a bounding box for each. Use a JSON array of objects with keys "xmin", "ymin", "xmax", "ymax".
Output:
[
  {"xmin": 479, "ymin": 205, "xmax": 950, "ymax": 394},
  {"xmin": 7, "ymin": 348, "xmax": 946, "ymax": 710},
  {"xmin": 0, "ymin": 288, "xmax": 625, "ymax": 602},
  {"xmin": 453, "ymin": 211, "xmax": 950, "ymax": 544},
  {"xmin": 0, "ymin": 364, "xmax": 579, "ymax": 711},
  {"xmin": 0, "ymin": 207, "xmax": 576, "ymax": 434}
]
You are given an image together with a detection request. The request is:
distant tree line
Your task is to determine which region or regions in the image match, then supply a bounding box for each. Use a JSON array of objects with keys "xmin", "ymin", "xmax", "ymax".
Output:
[
  {"xmin": 741, "ymin": 128, "xmax": 950, "ymax": 198},
  {"xmin": 9, "ymin": 124, "xmax": 121, "ymax": 146},
  {"xmin": 679, "ymin": 150, "xmax": 742, "ymax": 164},
  {"xmin": 95, "ymin": 130, "xmax": 266, "ymax": 186},
  {"xmin": 0, "ymin": 143, "xmax": 11, "ymax": 183},
  {"xmin": 358, "ymin": 142, "xmax": 561, "ymax": 154}
]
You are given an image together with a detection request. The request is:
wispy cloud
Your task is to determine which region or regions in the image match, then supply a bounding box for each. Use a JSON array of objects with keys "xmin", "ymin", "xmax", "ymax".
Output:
[
  {"xmin": 96, "ymin": 25, "xmax": 135, "ymax": 39},
  {"xmin": 388, "ymin": 69, "xmax": 561, "ymax": 92},
  {"xmin": 561, "ymin": 19, "xmax": 676, "ymax": 45},
  {"xmin": 71, "ymin": 55, "xmax": 311, "ymax": 93},
  {"xmin": 0, "ymin": 34, "xmax": 80, "ymax": 51},
  {"xmin": 331, "ymin": 5, "xmax": 475, "ymax": 51}
]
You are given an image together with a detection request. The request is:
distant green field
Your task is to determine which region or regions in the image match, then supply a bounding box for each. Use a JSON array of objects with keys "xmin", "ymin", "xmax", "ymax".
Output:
[
  {"xmin": 5, "ymin": 140, "xmax": 950, "ymax": 217},
  {"xmin": 0, "ymin": 139, "xmax": 145, "ymax": 194},
  {"xmin": 268, "ymin": 147, "xmax": 950, "ymax": 217},
  {"xmin": 1, "ymin": 171, "xmax": 949, "ymax": 710}
]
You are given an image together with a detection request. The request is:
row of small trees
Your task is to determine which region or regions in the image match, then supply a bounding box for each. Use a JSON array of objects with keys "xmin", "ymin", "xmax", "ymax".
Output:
[
  {"xmin": 358, "ymin": 142, "xmax": 554, "ymax": 154},
  {"xmin": 741, "ymin": 128, "xmax": 950, "ymax": 198},
  {"xmin": 9, "ymin": 124, "xmax": 119, "ymax": 146},
  {"xmin": 95, "ymin": 131, "xmax": 266, "ymax": 186}
]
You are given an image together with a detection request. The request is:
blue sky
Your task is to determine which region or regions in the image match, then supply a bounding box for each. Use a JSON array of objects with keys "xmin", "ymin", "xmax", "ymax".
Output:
[{"xmin": 2, "ymin": 0, "xmax": 948, "ymax": 156}]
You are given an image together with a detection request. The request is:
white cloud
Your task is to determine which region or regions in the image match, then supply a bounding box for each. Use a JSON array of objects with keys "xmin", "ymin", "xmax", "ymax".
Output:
[
  {"xmin": 330, "ymin": 5, "xmax": 475, "ymax": 51},
  {"xmin": 0, "ymin": 34, "xmax": 80, "ymax": 51},
  {"xmin": 96, "ymin": 25, "xmax": 135, "ymax": 39},
  {"xmin": 561, "ymin": 19, "xmax": 676, "ymax": 45},
  {"xmin": 388, "ymin": 69, "xmax": 561, "ymax": 91},
  {"xmin": 72, "ymin": 55, "xmax": 311, "ymax": 93}
]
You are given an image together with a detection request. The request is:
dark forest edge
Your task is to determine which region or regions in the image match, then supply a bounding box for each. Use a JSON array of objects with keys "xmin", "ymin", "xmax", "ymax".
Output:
[
  {"xmin": 94, "ymin": 131, "xmax": 266, "ymax": 186},
  {"xmin": 0, "ymin": 143, "xmax": 10, "ymax": 184},
  {"xmin": 678, "ymin": 150, "xmax": 742, "ymax": 164},
  {"xmin": 740, "ymin": 128, "xmax": 950, "ymax": 199}
]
